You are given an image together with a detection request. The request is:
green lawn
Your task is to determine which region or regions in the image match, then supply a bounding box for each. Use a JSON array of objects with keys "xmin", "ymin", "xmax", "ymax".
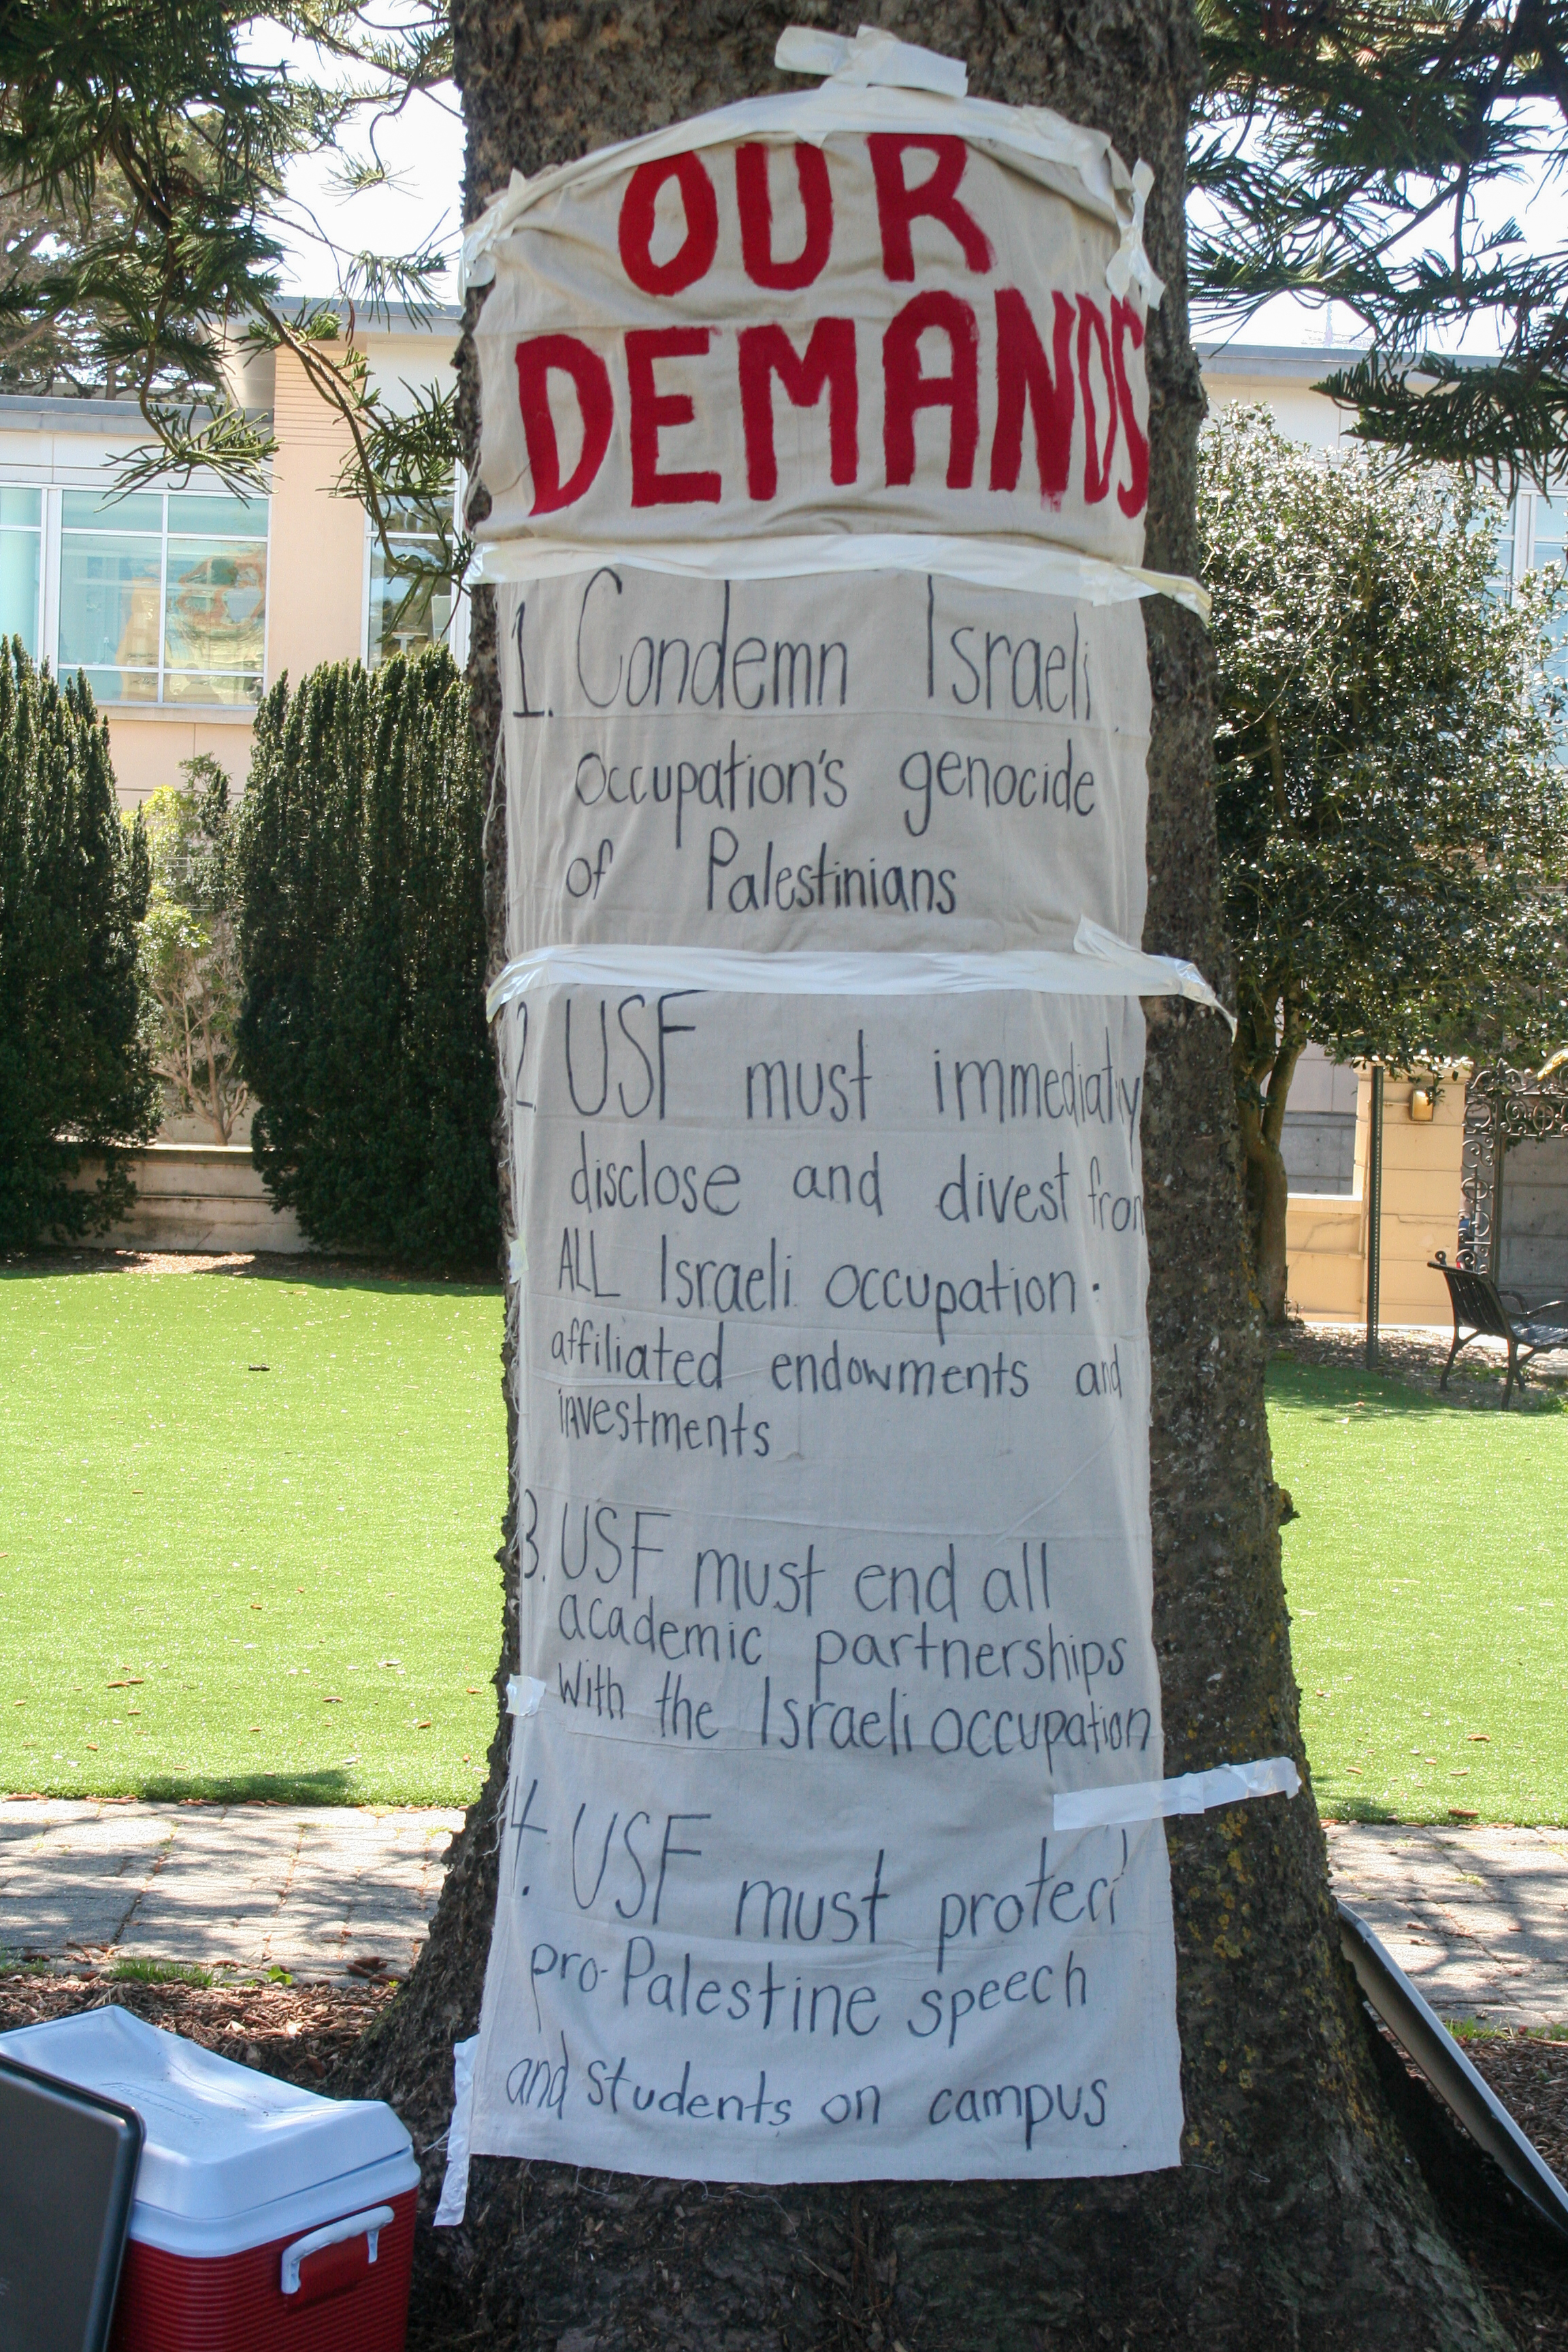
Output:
[
  {"xmin": 0, "ymin": 1267, "xmax": 505, "ymax": 1806},
  {"xmin": 1274, "ymin": 1358, "xmax": 1568, "ymax": 1826},
  {"xmin": 4, "ymin": 1269, "xmax": 1566, "ymax": 1823}
]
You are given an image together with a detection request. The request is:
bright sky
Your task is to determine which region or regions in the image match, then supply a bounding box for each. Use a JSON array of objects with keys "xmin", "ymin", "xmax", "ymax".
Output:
[
  {"xmin": 235, "ymin": 7, "xmax": 466, "ymax": 311},
  {"xmin": 274, "ymin": 81, "xmax": 467, "ymax": 309},
  {"xmin": 263, "ymin": 42, "xmax": 1565, "ymax": 358},
  {"xmin": 1190, "ymin": 97, "xmax": 1567, "ymax": 357}
]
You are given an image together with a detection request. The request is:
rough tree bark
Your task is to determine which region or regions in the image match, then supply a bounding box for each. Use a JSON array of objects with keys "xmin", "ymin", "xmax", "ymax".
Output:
[
  {"xmin": 1233, "ymin": 990, "xmax": 1306, "ymax": 1326},
  {"xmin": 348, "ymin": 6, "xmax": 1511, "ymax": 2345}
]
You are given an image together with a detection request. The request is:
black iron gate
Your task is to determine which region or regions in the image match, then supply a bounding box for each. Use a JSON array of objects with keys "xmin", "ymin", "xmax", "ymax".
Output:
[{"xmin": 1460, "ymin": 1064, "xmax": 1568, "ymax": 1277}]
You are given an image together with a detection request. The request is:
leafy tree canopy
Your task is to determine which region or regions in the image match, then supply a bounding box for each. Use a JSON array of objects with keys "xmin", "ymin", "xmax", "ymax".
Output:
[
  {"xmin": 0, "ymin": 1, "xmax": 462, "ymax": 607},
  {"xmin": 1201, "ymin": 404, "xmax": 1568, "ymax": 1316},
  {"xmin": 1192, "ymin": 0, "xmax": 1568, "ymax": 485}
]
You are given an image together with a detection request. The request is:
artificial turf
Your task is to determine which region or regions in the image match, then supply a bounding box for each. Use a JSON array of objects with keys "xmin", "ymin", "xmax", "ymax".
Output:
[
  {"xmin": 0, "ymin": 1264, "xmax": 506, "ymax": 1806},
  {"xmin": 4, "ymin": 1267, "xmax": 1566, "ymax": 1823},
  {"xmin": 1273, "ymin": 1358, "xmax": 1568, "ymax": 1827}
]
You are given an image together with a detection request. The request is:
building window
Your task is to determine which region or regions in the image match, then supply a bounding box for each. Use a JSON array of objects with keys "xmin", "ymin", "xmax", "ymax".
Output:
[
  {"xmin": 1281, "ymin": 1043, "xmax": 1360, "ymax": 1197},
  {"xmin": 0, "ymin": 485, "xmax": 42, "ymax": 656},
  {"xmin": 1504, "ymin": 487, "xmax": 1568, "ymax": 686},
  {"xmin": 366, "ymin": 498, "xmax": 454, "ymax": 667},
  {"xmin": 58, "ymin": 488, "xmax": 267, "ymax": 706},
  {"xmin": 1530, "ymin": 491, "xmax": 1567, "ymax": 685}
]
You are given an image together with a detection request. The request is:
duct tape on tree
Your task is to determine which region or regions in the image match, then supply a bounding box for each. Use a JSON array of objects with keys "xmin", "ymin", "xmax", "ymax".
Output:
[{"xmin": 461, "ymin": 35, "xmax": 1210, "ymax": 2185}]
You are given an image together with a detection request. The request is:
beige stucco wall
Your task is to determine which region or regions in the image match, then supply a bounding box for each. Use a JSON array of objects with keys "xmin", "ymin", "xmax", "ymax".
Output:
[
  {"xmin": 104, "ymin": 710, "xmax": 255, "ymax": 807},
  {"xmin": 263, "ymin": 344, "xmax": 365, "ymax": 689},
  {"xmin": 1286, "ymin": 1071, "xmax": 1467, "ymax": 1326}
]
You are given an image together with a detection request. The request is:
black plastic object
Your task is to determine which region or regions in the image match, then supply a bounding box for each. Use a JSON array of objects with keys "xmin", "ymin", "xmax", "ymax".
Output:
[
  {"xmin": 1338, "ymin": 1897, "xmax": 1568, "ymax": 2243},
  {"xmin": 0, "ymin": 2050, "xmax": 144, "ymax": 2352}
]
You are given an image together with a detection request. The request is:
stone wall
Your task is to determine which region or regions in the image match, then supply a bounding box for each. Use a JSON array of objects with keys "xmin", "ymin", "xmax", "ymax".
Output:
[{"xmin": 67, "ymin": 1144, "xmax": 305, "ymax": 1254}]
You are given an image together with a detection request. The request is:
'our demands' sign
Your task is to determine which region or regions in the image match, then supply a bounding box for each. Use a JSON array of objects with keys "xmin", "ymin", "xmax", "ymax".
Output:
[
  {"xmin": 465, "ymin": 48, "xmax": 1186, "ymax": 2185},
  {"xmin": 472, "ymin": 108, "xmax": 1152, "ymax": 563}
]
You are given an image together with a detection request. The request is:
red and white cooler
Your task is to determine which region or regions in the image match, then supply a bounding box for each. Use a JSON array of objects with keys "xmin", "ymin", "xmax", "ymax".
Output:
[{"xmin": 0, "ymin": 2006, "xmax": 419, "ymax": 2350}]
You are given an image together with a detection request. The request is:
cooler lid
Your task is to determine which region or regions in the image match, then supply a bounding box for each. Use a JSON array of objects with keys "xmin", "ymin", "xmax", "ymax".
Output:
[{"xmin": 0, "ymin": 2009, "xmax": 412, "ymax": 2224}]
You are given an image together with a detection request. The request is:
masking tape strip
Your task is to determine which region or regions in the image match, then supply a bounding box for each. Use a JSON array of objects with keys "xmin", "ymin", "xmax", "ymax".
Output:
[
  {"xmin": 432, "ymin": 2034, "xmax": 479, "ymax": 2228},
  {"xmin": 470, "ymin": 531, "xmax": 1209, "ymax": 625},
  {"xmin": 485, "ymin": 921, "xmax": 1234, "ymax": 1032},
  {"xmin": 1051, "ymin": 1754, "xmax": 1302, "ymax": 1832},
  {"xmin": 776, "ymin": 25, "xmax": 969, "ymax": 98},
  {"xmin": 462, "ymin": 54, "xmax": 1158, "ymax": 301}
]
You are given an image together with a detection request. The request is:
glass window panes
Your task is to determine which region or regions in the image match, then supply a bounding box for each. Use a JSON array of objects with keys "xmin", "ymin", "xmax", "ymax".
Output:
[
  {"xmin": 58, "ymin": 529, "xmax": 162, "ymax": 698},
  {"xmin": 61, "ymin": 489, "xmax": 165, "ymax": 533},
  {"xmin": 368, "ymin": 534, "xmax": 453, "ymax": 667},
  {"xmin": 164, "ymin": 540, "xmax": 266, "ymax": 701},
  {"xmin": 0, "ymin": 485, "xmax": 42, "ymax": 655},
  {"xmin": 167, "ymin": 492, "xmax": 265, "ymax": 540},
  {"xmin": 1531, "ymin": 493, "xmax": 1568, "ymax": 686},
  {"xmin": 57, "ymin": 488, "xmax": 267, "ymax": 705}
]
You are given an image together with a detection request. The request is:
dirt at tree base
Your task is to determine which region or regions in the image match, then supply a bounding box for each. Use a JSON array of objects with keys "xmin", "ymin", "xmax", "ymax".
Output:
[
  {"xmin": 3, "ymin": 1971, "xmax": 1566, "ymax": 2350},
  {"xmin": 1271, "ymin": 1318, "xmax": 1568, "ymax": 1412},
  {"xmin": 0, "ymin": 1965, "xmax": 397, "ymax": 2089}
]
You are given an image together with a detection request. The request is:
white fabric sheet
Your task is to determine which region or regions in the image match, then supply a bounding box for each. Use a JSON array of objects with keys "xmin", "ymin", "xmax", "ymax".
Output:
[
  {"xmin": 471, "ymin": 109, "xmax": 1156, "ymax": 564},
  {"xmin": 497, "ymin": 572, "xmax": 1152, "ymax": 957},
  {"xmin": 466, "ymin": 67, "xmax": 1191, "ymax": 2191},
  {"xmin": 469, "ymin": 985, "xmax": 1183, "ymax": 2180}
]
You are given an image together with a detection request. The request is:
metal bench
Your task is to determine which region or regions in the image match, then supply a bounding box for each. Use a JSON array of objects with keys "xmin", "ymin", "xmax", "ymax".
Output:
[{"xmin": 1430, "ymin": 1254, "xmax": 1568, "ymax": 1408}]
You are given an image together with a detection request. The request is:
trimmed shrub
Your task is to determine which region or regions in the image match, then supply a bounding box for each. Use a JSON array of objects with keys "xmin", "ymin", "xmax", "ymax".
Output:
[
  {"xmin": 0, "ymin": 642, "xmax": 159, "ymax": 1249},
  {"xmin": 235, "ymin": 647, "xmax": 498, "ymax": 1269}
]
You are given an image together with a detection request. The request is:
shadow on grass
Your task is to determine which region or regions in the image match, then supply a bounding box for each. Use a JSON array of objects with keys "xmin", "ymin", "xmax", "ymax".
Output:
[
  {"xmin": 130, "ymin": 1767, "xmax": 362, "ymax": 1806},
  {"xmin": 212, "ymin": 1265, "xmax": 502, "ymax": 1298},
  {"xmin": 1267, "ymin": 1357, "xmax": 1523, "ymax": 1417},
  {"xmin": 1320, "ymin": 1797, "xmax": 1441, "ymax": 1825},
  {"xmin": 0, "ymin": 1250, "xmax": 501, "ymax": 1298}
]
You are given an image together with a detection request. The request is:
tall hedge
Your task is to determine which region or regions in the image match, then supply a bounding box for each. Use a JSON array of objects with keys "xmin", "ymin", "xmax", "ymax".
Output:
[
  {"xmin": 0, "ymin": 641, "xmax": 159, "ymax": 1250},
  {"xmin": 236, "ymin": 646, "xmax": 499, "ymax": 1269}
]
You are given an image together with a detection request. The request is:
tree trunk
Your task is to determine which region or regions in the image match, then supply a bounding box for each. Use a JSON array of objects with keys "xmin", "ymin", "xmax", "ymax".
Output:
[
  {"xmin": 348, "ymin": 7, "xmax": 1509, "ymax": 2345},
  {"xmin": 1235, "ymin": 1009, "xmax": 1305, "ymax": 1326},
  {"xmin": 1245, "ymin": 1122, "xmax": 1290, "ymax": 1322}
]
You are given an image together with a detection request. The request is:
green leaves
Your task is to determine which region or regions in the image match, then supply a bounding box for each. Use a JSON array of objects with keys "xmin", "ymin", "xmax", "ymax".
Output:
[
  {"xmin": 1204, "ymin": 408, "xmax": 1568, "ymax": 1309},
  {"xmin": 235, "ymin": 647, "xmax": 498, "ymax": 1271},
  {"xmin": 1205, "ymin": 411, "xmax": 1568, "ymax": 1072},
  {"xmin": 0, "ymin": 638, "xmax": 160, "ymax": 1247},
  {"xmin": 137, "ymin": 755, "xmax": 248, "ymax": 1142},
  {"xmin": 0, "ymin": 1, "xmax": 460, "ymax": 587},
  {"xmin": 1192, "ymin": 0, "xmax": 1568, "ymax": 484}
]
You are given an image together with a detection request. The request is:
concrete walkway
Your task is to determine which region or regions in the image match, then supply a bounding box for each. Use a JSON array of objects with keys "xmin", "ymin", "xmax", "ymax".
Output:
[
  {"xmin": 5, "ymin": 1800, "xmax": 1568, "ymax": 2018},
  {"xmin": 1325, "ymin": 1821, "xmax": 1568, "ymax": 2026},
  {"xmin": 0, "ymin": 1799, "xmax": 464, "ymax": 1980}
]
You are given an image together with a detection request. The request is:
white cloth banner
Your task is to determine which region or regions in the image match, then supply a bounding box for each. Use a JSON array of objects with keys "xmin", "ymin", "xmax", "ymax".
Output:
[
  {"xmin": 497, "ymin": 569, "xmax": 1152, "ymax": 957},
  {"xmin": 465, "ymin": 55, "xmax": 1213, "ymax": 2190},
  {"xmin": 470, "ymin": 981, "xmax": 1183, "ymax": 2180}
]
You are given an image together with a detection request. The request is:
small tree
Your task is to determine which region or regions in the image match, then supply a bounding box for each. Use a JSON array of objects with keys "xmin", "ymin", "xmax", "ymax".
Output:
[
  {"xmin": 235, "ymin": 646, "xmax": 497, "ymax": 1270},
  {"xmin": 0, "ymin": 639, "xmax": 159, "ymax": 1247},
  {"xmin": 1202, "ymin": 404, "xmax": 1568, "ymax": 1322},
  {"xmin": 138, "ymin": 754, "xmax": 248, "ymax": 1144}
]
